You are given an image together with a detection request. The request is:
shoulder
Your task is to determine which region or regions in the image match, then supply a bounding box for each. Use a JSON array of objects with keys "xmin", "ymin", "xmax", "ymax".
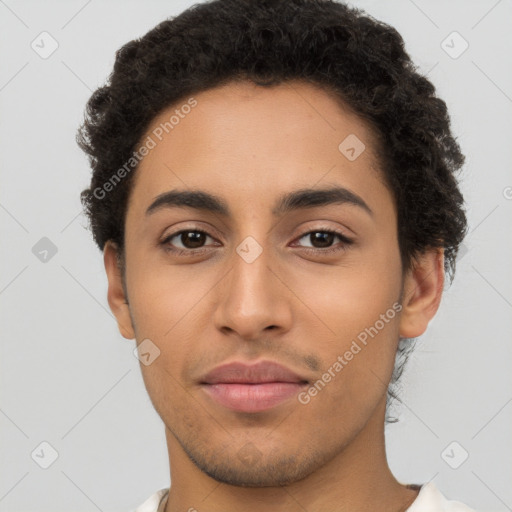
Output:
[
  {"xmin": 133, "ymin": 488, "xmax": 169, "ymax": 512},
  {"xmin": 132, "ymin": 483, "xmax": 476, "ymax": 512},
  {"xmin": 406, "ymin": 482, "xmax": 476, "ymax": 512}
]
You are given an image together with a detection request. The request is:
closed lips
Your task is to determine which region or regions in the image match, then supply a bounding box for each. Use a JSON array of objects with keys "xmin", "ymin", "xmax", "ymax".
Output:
[
  {"xmin": 200, "ymin": 361, "xmax": 310, "ymax": 413},
  {"xmin": 200, "ymin": 360, "xmax": 309, "ymax": 384}
]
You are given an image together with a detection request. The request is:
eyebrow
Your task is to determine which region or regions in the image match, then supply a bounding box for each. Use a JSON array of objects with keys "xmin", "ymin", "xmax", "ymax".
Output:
[{"xmin": 145, "ymin": 186, "xmax": 373, "ymax": 218}]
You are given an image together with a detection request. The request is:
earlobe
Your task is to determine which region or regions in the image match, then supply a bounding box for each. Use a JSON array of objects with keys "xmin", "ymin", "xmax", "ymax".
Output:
[
  {"xmin": 399, "ymin": 248, "xmax": 445, "ymax": 339},
  {"xmin": 103, "ymin": 241, "xmax": 136, "ymax": 340}
]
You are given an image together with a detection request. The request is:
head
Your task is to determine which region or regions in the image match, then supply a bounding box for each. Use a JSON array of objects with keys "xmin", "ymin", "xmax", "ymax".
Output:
[{"xmin": 78, "ymin": 0, "xmax": 467, "ymax": 487}]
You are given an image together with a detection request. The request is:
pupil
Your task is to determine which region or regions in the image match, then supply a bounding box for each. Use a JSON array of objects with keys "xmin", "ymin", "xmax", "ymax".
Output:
[
  {"xmin": 313, "ymin": 232, "xmax": 333, "ymax": 248},
  {"xmin": 183, "ymin": 232, "xmax": 204, "ymax": 248}
]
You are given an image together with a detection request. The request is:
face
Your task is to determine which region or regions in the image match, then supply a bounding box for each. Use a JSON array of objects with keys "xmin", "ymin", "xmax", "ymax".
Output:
[{"xmin": 105, "ymin": 80, "xmax": 441, "ymax": 487}]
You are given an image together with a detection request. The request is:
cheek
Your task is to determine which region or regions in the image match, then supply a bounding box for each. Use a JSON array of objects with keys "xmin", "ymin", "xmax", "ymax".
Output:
[
  {"xmin": 291, "ymin": 245, "xmax": 402, "ymax": 339},
  {"xmin": 124, "ymin": 252, "xmax": 196, "ymax": 370},
  {"xmin": 126, "ymin": 252, "xmax": 214, "ymax": 335},
  {"xmin": 292, "ymin": 242, "xmax": 402, "ymax": 404}
]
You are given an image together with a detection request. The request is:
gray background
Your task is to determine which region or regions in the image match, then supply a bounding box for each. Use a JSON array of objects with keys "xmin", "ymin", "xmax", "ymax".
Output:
[{"xmin": 0, "ymin": 0, "xmax": 511, "ymax": 511}]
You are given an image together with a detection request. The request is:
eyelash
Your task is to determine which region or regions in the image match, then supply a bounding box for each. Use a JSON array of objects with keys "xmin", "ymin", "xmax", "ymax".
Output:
[{"xmin": 160, "ymin": 227, "xmax": 354, "ymax": 257}]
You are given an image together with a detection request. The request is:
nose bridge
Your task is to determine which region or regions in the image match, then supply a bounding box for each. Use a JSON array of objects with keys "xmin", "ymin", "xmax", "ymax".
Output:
[
  {"xmin": 230, "ymin": 234, "xmax": 277, "ymax": 312},
  {"xmin": 213, "ymin": 231, "xmax": 292, "ymax": 338}
]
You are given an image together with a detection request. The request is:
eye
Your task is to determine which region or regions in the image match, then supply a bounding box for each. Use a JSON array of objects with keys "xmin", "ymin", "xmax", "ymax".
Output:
[
  {"xmin": 161, "ymin": 229, "xmax": 217, "ymax": 255},
  {"xmin": 292, "ymin": 228, "xmax": 354, "ymax": 254}
]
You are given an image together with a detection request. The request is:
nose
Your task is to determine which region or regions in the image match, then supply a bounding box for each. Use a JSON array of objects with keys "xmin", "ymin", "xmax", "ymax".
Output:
[{"xmin": 213, "ymin": 242, "xmax": 293, "ymax": 341}]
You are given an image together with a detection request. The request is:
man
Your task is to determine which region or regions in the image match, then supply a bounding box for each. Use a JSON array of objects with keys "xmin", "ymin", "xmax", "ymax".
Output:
[{"xmin": 78, "ymin": 0, "xmax": 475, "ymax": 510}]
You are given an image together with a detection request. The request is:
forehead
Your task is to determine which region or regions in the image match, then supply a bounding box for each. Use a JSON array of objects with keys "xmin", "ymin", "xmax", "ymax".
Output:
[{"xmin": 127, "ymin": 80, "xmax": 392, "ymax": 220}]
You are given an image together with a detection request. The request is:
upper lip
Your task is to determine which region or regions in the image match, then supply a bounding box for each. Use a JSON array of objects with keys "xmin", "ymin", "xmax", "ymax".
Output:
[{"xmin": 200, "ymin": 360, "xmax": 309, "ymax": 385}]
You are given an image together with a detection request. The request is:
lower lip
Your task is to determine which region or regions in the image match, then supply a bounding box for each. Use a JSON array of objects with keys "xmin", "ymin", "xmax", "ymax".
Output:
[{"xmin": 202, "ymin": 382, "xmax": 305, "ymax": 413}]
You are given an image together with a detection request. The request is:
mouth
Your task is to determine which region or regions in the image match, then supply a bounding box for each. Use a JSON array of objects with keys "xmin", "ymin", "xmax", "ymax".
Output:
[{"xmin": 200, "ymin": 360, "xmax": 309, "ymax": 413}]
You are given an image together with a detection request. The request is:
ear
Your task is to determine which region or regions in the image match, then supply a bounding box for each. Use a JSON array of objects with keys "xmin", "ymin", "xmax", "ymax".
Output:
[
  {"xmin": 399, "ymin": 248, "xmax": 445, "ymax": 339},
  {"xmin": 103, "ymin": 241, "xmax": 135, "ymax": 340}
]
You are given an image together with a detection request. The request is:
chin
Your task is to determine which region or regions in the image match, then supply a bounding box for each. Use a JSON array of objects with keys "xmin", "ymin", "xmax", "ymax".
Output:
[{"xmin": 185, "ymin": 444, "xmax": 326, "ymax": 487}]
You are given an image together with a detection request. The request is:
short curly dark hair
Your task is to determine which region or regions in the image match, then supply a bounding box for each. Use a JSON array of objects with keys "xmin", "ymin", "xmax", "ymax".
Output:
[{"xmin": 78, "ymin": 0, "xmax": 467, "ymax": 285}]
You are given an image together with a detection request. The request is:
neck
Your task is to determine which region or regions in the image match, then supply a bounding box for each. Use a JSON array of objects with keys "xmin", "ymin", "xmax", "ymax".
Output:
[{"xmin": 163, "ymin": 397, "xmax": 419, "ymax": 512}]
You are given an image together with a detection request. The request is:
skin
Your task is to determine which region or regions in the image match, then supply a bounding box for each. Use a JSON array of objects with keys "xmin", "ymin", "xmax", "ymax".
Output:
[{"xmin": 104, "ymin": 80, "xmax": 444, "ymax": 512}]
